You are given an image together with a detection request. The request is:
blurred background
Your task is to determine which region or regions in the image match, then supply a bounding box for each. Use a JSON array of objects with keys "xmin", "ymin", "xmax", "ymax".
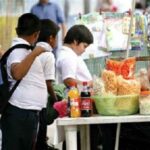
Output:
[{"xmin": 0, "ymin": 0, "xmax": 148, "ymax": 51}]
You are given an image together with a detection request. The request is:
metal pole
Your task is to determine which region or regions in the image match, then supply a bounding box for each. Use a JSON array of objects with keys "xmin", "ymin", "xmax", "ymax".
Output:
[
  {"xmin": 84, "ymin": 0, "xmax": 90, "ymax": 14},
  {"xmin": 126, "ymin": 0, "xmax": 136, "ymax": 58}
]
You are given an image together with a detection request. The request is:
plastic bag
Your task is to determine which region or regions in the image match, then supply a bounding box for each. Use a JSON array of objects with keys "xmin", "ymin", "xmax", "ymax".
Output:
[
  {"xmin": 102, "ymin": 69, "xmax": 117, "ymax": 95},
  {"xmin": 137, "ymin": 68, "xmax": 150, "ymax": 91},
  {"xmin": 106, "ymin": 57, "xmax": 136, "ymax": 79},
  {"xmin": 117, "ymin": 76, "xmax": 141, "ymax": 95},
  {"xmin": 93, "ymin": 75, "xmax": 105, "ymax": 95}
]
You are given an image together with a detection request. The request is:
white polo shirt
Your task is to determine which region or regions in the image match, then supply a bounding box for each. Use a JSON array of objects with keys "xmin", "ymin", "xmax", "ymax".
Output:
[
  {"xmin": 7, "ymin": 38, "xmax": 48, "ymax": 110},
  {"xmin": 56, "ymin": 46, "xmax": 92, "ymax": 84},
  {"xmin": 38, "ymin": 42, "xmax": 55, "ymax": 81}
]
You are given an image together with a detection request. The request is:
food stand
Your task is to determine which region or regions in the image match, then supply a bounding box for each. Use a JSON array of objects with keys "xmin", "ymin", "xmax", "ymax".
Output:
[
  {"xmin": 56, "ymin": 115, "xmax": 150, "ymax": 150},
  {"xmin": 52, "ymin": 0, "xmax": 150, "ymax": 149}
]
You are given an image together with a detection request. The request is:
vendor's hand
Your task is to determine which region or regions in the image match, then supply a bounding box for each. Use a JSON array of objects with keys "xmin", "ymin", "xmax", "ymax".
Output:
[{"xmin": 53, "ymin": 100, "xmax": 67, "ymax": 118}]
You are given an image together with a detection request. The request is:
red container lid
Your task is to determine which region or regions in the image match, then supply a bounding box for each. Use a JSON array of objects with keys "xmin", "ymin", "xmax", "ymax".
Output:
[
  {"xmin": 140, "ymin": 91, "xmax": 150, "ymax": 96},
  {"xmin": 83, "ymin": 81, "xmax": 88, "ymax": 86}
]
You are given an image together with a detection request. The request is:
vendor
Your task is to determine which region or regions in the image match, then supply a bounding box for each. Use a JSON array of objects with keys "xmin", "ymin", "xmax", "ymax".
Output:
[
  {"xmin": 56, "ymin": 24, "xmax": 93, "ymax": 87},
  {"xmin": 56, "ymin": 24, "xmax": 103, "ymax": 150}
]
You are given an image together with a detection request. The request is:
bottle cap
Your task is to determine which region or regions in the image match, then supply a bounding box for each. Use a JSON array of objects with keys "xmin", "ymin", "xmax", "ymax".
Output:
[
  {"xmin": 83, "ymin": 81, "xmax": 88, "ymax": 86},
  {"xmin": 68, "ymin": 81, "xmax": 77, "ymax": 87}
]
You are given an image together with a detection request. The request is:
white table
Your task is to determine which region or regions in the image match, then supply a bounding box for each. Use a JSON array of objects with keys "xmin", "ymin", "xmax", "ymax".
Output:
[{"xmin": 56, "ymin": 114, "xmax": 150, "ymax": 150}]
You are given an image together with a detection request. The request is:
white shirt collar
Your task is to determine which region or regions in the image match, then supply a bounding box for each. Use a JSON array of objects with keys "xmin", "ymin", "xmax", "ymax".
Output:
[
  {"xmin": 61, "ymin": 45, "xmax": 78, "ymax": 57},
  {"xmin": 36, "ymin": 42, "xmax": 53, "ymax": 52},
  {"xmin": 12, "ymin": 37, "xmax": 30, "ymax": 46}
]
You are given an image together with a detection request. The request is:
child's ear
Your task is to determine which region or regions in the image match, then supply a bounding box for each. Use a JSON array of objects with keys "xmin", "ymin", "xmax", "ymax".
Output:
[
  {"xmin": 33, "ymin": 31, "xmax": 40, "ymax": 39},
  {"xmin": 49, "ymin": 35, "xmax": 53, "ymax": 42},
  {"xmin": 73, "ymin": 40, "xmax": 78, "ymax": 45},
  {"xmin": 48, "ymin": 35, "xmax": 54, "ymax": 44}
]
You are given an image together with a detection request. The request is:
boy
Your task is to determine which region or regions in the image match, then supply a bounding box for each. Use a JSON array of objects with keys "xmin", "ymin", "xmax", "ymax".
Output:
[
  {"xmin": 56, "ymin": 24, "xmax": 93, "ymax": 86},
  {"xmin": 35, "ymin": 19, "xmax": 60, "ymax": 150},
  {"xmin": 1, "ymin": 13, "xmax": 46, "ymax": 150},
  {"xmin": 56, "ymin": 25, "xmax": 94, "ymax": 150}
]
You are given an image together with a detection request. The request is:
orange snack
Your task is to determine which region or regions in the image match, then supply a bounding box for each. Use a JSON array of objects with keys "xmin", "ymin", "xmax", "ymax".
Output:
[
  {"xmin": 140, "ymin": 90, "xmax": 150, "ymax": 96},
  {"xmin": 106, "ymin": 59, "xmax": 122, "ymax": 75},
  {"xmin": 106, "ymin": 57, "xmax": 136, "ymax": 79},
  {"xmin": 121, "ymin": 57, "xmax": 136, "ymax": 79},
  {"xmin": 102, "ymin": 69, "xmax": 117, "ymax": 95},
  {"xmin": 117, "ymin": 75, "xmax": 141, "ymax": 95}
]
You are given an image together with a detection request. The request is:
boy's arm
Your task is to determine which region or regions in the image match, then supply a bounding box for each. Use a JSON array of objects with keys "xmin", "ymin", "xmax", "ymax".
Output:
[
  {"xmin": 47, "ymin": 80, "xmax": 67, "ymax": 118},
  {"xmin": 46, "ymin": 80, "xmax": 58, "ymax": 104},
  {"xmin": 11, "ymin": 46, "xmax": 45, "ymax": 80}
]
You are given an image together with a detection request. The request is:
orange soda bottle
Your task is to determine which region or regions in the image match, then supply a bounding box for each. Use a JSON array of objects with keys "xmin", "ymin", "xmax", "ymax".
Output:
[{"xmin": 68, "ymin": 82, "xmax": 81, "ymax": 118}]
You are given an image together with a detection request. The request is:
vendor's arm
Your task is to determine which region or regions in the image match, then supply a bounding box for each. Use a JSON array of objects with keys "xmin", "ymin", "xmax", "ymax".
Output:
[
  {"xmin": 64, "ymin": 78, "xmax": 93, "ymax": 88},
  {"xmin": 11, "ymin": 46, "xmax": 45, "ymax": 80}
]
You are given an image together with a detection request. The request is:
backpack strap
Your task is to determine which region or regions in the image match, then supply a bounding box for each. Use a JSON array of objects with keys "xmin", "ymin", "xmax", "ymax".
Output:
[
  {"xmin": 1, "ymin": 44, "xmax": 34, "ymax": 96},
  {"xmin": 1, "ymin": 44, "xmax": 34, "ymax": 64}
]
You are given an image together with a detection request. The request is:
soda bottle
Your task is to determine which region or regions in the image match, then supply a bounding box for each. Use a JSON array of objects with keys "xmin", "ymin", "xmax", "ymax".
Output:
[
  {"xmin": 65, "ymin": 87, "xmax": 71, "ymax": 117},
  {"xmin": 80, "ymin": 82, "xmax": 92, "ymax": 117},
  {"xmin": 67, "ymin": 97, "xmax": 71, "ymax": 117},
  {"xmin": 68, "ymin": 82, "xmax": 81, "ymax": 118}
]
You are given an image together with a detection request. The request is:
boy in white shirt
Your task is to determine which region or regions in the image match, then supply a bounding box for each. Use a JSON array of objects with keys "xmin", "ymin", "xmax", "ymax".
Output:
[
  {"xmin": 56, "ymin": 24, "xmax": 93, "ymax": 87},
  {"xmin": 56, "ymin": 25, "xmax": 94, "ymax": 150},
  {"xmin": 1, "ymin": 13, "xmax": 46, "ymax": 150},
  {"xmin": 36, "ymin": 19, "xmax": 67, "ymax": 150}
]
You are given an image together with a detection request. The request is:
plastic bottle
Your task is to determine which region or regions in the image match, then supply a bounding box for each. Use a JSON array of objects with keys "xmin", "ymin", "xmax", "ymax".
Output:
[
  {"xmin": 65, "ymin": 87, "xmax": 71, "ymax": 117},
  {"xmin": 68, "ymin": 82, "xmax": 81, "ymax": 118},
  {"xmin": 80, "ymin": 82, "xmax": 92, "ymax": 117}
]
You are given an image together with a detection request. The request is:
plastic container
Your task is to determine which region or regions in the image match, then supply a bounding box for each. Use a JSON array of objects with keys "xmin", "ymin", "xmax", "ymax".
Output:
[
  {"xmin": 92, "ymin": 94, "xmax": 139, "ymax": 116},
  {"xmin": 139, "ymin": 91, "xmax": 150, "ymax": 115}
]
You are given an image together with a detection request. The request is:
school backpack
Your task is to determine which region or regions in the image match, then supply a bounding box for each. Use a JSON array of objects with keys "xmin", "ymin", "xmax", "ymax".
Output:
[{"xmin": 0, "ymin": 44, "xmax": 33, "ymax": 113}]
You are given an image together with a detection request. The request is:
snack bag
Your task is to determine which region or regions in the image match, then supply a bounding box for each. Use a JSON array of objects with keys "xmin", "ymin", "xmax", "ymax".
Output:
[
  {"xmin": 106, "ymin": 59, "xmax": 122, "ymax": 75},
  {"xmin": 106, "ymin": 57, "xmax": 136, "ymax": 79},
  {"xmin": 102, "ymin": 69, "xmax": 117, "ymax": 95},
  {"xmin": 137, "ymin": 68, "xmax": 150, "ymax": 91},
  {"xmin": 117, "ymin": 75, "xmax": 141, "ymax": 95},
  {"xmin": 120, "ymin": 57, "xmax": 136, "ymax": 79},
  {"xmin": 93, "ymin": 75, "xmax": 105, "ymax": 95}
]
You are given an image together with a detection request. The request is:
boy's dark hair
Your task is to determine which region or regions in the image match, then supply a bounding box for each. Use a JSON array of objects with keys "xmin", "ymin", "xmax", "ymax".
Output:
[
  {"xmin": 37, "ymin": 19, "xmax": 60, "ymax": 42},
  {"xmin": 16, "ymin": 13, "xmax": 41, "ymax": 36},
  {"xmin": 64, "ymin": 25, "xmax": 93, "ymax": 45},
  {"xmin": 135, "ymin": 2, "xmax": 143, "ymax": 9}
]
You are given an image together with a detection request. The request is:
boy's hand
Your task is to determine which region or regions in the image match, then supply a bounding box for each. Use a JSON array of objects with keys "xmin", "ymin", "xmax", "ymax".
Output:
[
  {"xmin": 32, "ymin": 46, "xmax": 46, "ymax": 56},
  {"xmin": 36, "ymin": 42, "xmax": 52, "ymax": 52}
]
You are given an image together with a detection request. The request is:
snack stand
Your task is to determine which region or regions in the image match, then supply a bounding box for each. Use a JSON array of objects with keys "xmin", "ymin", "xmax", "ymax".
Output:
[
  {"xmin": 56, "ymin": 115, "xmax": 150, "ymax": 150},
  {"xmin": 54, "ymin": 0, "xmax": 150, "ymax": 149}
]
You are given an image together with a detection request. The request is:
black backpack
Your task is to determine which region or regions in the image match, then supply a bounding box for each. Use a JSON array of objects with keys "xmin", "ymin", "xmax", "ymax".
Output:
[{"xmin": 0, "ymin": 44, "xmax": 33, "ymax": 113}]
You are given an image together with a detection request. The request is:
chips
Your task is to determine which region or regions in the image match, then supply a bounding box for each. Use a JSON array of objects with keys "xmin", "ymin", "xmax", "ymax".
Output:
[
  {"xmin": 102, "ymin": 69, "xmax": 117, "ymax": 95},
  {"xmin": 117, "ymin": 76, "xmax": 141, "ymax": 95}
]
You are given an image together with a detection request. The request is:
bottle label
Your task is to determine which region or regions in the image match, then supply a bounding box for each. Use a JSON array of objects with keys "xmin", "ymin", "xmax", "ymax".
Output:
[
  {"xmin": 70, "ymin": 100, "xmax": 79, "ymax": 107},
  {"xmin": 81, "ymin": 97, "xmax": 92, "ymax": 110},
  {"xmin": 70, "ymin": 98, "xmax": 81, "ymax": 118}
]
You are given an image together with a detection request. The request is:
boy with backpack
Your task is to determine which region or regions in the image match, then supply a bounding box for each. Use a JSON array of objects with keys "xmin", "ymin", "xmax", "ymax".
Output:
[{"xmin": 1, "ymin": 13, "xmax": 47, "ymax": 150}]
